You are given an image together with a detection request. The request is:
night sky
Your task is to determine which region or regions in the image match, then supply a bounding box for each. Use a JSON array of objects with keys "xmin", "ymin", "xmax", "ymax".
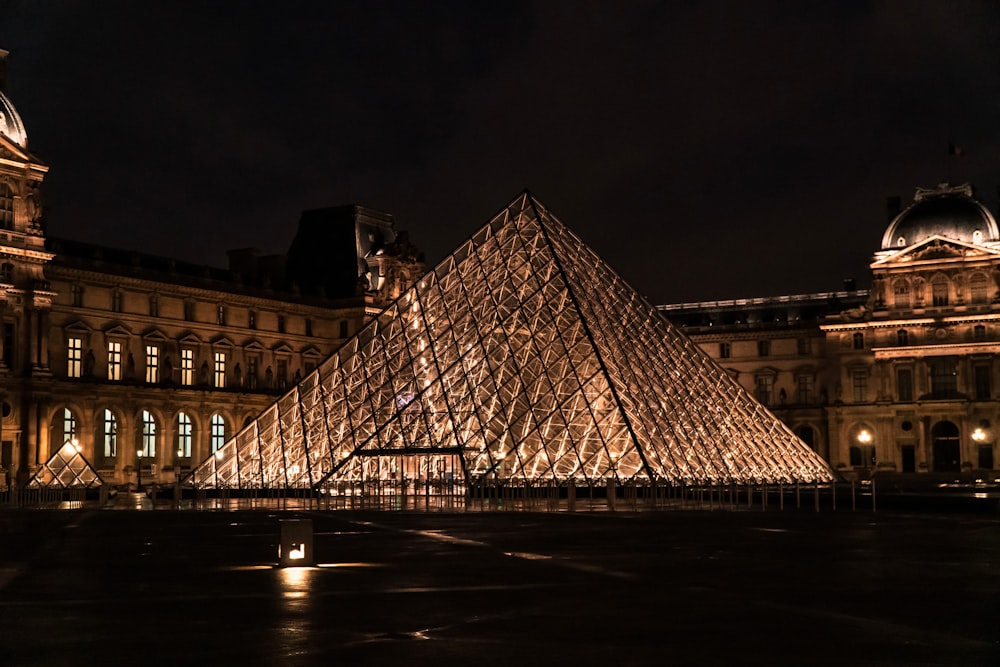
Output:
[{"xmin": 1, "ymin": 0, "xmax": 999, "ymax": 304}]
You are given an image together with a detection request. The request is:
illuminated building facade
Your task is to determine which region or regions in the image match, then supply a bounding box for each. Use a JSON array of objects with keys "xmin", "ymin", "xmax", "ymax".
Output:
[
  {"xmin": 662, "ymin": 183, "xmax": 1000, "ymax": 478},
  {"xmin": 192, "ymin": 192, "xmax": 833, "ymax": 491},
  {"xmin": 0, "ymin": 58, "xmax": 423, "ymax": 488}
]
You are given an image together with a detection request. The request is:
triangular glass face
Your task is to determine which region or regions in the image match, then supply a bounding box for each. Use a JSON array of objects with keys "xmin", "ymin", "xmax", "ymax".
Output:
[
  {"xmin": 191, "ymin": 192, "xmax": 833, "ymax": 489},
  {"xmin": 28, "ymin": 442, "xmax": 103, "ymax": 489}
]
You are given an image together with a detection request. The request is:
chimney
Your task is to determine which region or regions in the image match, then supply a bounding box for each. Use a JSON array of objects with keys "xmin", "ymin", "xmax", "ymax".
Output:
[{"xmin": 886, "ymin": 195, "xmax": 901, "ymax": 221}]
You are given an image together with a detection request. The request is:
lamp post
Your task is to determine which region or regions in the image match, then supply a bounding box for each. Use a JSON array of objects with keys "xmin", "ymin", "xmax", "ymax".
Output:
[{"xmin": 136, "ymin": 450, "xmax": 144, "ymax": 492}]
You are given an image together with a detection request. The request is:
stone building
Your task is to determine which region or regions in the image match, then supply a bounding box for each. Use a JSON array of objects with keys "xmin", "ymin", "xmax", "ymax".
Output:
[
  {"xmin": 661, "ymin": 183, "xmax": 1000, "ymax": 478},
  {"xmin": 0, "ymin": 55, "xmax": 423, "ymax": 488}
]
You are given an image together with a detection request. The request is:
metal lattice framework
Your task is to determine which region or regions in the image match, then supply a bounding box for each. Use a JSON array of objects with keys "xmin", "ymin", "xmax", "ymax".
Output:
[
  {"xmin": 28, "ymin": 441, "xmax": 104, "ymax": 489},
  {"xmin": 190, "ymin": 192, "xmax": 833, "ymax": 489}
]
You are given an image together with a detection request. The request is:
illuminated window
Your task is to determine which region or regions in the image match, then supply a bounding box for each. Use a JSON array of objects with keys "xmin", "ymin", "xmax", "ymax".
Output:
[
  {"xmin": 0, "ymin": 182, "xmax": 13, "ymax": 230},
  {"xmin": 932, "ymin": 278, "xmax": 949, "ymax": 307},
  {"xmin": 140, "ymin": 410, "xmax": 156, "ymax": 457},
  {"xmin": 897, "ymin": 329, "xmax": 908, "ymax": 346},
  {"xmin": 62, "ymin": 408, "xmax": 77, "ymax": 445},
  {"xmin": 177, "ymin": 412, "xmax": 192, "ymax": 458},
  {"xmin": 145, "ymin": 345, "xmax": 159, "ymax": 383},
  {"xmin": 796, "ymin": 374, "xmax": 813, "ymax": 404},
  {"xmin": 896, "ymin": 367, "xmax": 913, "ymax": 402},
  {"xmin": 852, "ymin": 333, "xmax": 864, "ymax": 350},
  {"xmin": 757, "ymin": 340, "xmax": 770, "ymax": 357},
  {"xmin": 851, "ymin": 369, "xmax": 867, "ymax": 402},
  {"xmin": 214, "ymin": 352, "xmax": 226, "ymax": 388},
  {"xmin": 719, "ymin": 342, "xmax": 731, "ymax": 359},
  {"xmin": 71, "ymin": 284, "xmax": 84, "ymax": 307},
  {"xmin": 248, "ymin": 310, "xmax": 256, "ymax": 329},
  {"xmin": 103, "ymin": 409, "xmax": 117, "ymax": 458},
  {"xmin": 971, "ymin": 273, "xmax": 988, "ymax": 304},
  {"xmin": 181, "ymin": 349, "xmax": 194, "ymax": 386},
  {"xmin": 107, "ymin": 341, "xmax": 123, "ymax": 381},
  {"xmin": 67, "ymin": 337, "xmax": 83, "ymax": 378},
  {"xmin": 210, "ymin": 413, "xmax": 227, "ymax": 453},
  {"xmin": 974, "ymin": 324, "xmax": 986, "ymax": 341},
  {"xmin": 217, "ymin": 304, "xmax": 226, "ymax": 325}
]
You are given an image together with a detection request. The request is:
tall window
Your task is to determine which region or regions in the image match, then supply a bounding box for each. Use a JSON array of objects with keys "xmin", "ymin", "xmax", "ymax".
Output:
[
  {"xmin": 247, "ymin": 356, "xmax": 258, "ymax": 389},
  {"xmin": 932, "ymin": 278, "xmax": 949, "ymax": 307},
  {"xmin": 929, "ymin": 357, "xmax": 958, "ymax": 398},
  {"xmin": 974, "ymin": 324, "xmax": 986, "ymax": 341},
  {"xmin": 893, "ymin": 280, "xmax": 910, "ymax": 309},
  {"xmin": 248, "ymin": 310, "xmax": 257, "ymax": 329},
  {"xmin": 974, "ymin": 364, "xmax": 991, "ymax": 400},
  {"xmin": 184, "ymin": 300, "xmax": 195, "ymax": 321},
  {"xmin": 71, "ymin": 284, "xmax": 84, "ymax": 307},
  {"xmin": 796, "ymin": 374, "xmax": 813, "ymax": 404},
  {"xmin": 897, "ymin": 367, "xmax": 913, "ymax": 402},
  {"xmin": 111, "ymin": 289, "xmax": 123, "ymax": 313},
  {"xmin": 0, "ymin": 182, "xmax": 13, "ymax": 230},
  {"xmin": 339, "ymin": 320, "xmax": 348, "ymax": 338},
  {"xmin": 797, "ymin": 338, "xmax": 811, "ymax": 355},
  {"xmin": 217, "ymin": 304, "xmax": 226, "ymax": 325},
  {"xmin": 181, "ymin": 349, "xmax": 194, "ymax": 386},
  {"xmin": 305, "ymin": 318, "xmax": 313, "ymax": 337},
  {"xmin": 149, "ymin": 294, "xmax": 159, "ymax": 317},
  {"xmin": 971, "ymin": 273, "xmax": 989, "ymax": 304},
  {"xmin": 177, "ymin": 412, "xmax": 192, "ymax": 458},
  {"xmin": 67, "ymin": 337, "xmax": 83, "ymax": 378},
  {"xmin": 719, "ymin": 342, "xmax": 731, "ymax": 359},
  {"xmin": 62, "ymin": 408, "xmax": 77, "ymax": 445},
  {"xmin": 852, "ymin": 333, "xmax": 865, "ymax": 350},
  {"xmin": 897, "ymin": 329, "xmax": 908, "ymax": 346},
  {"xmin": 277, "ymin": 358, "xmax": 288, "ymax": 390},
  {"xmin": 754, "ymin": 375, "xmax": 773, "ymax": 406},
  {"xmin": 140, "ymin": 410, "xmax": 156, "ymax": 457},
  {"xmin": 851, "ymin": 369, "xmax": 868, "ymax": 402},
  {"xmin": 145, "ymin": 345, "xmax": 159, "ymax": 383},
  {"xmin": 210, "ymin": 413, "xmax": 226, "ymax": 453},
  {"xmin": 757, "ymin": 340, "xmax": 770, "ymax": 357},
  {"xmin": 107, "ymin": 341, "xmax": 122, "ymax": 381},
  {"xmin": 213, "ymin": 352, "xmax": 226, "ymax": 388},
  {"xmin": 277, "ymin": 314, "xmax": 286, "ymax": 334},
  {"xmin": 0, "ymin": 262, "xmax": 13, "ymax": 282},
  {"xmin": 103, "ymin": 409, "xmax": 117, "ymax": 458}
]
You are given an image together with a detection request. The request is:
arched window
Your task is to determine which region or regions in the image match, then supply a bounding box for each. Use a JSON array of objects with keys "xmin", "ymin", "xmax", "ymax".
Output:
[
  {"xmin": 852, "ymin": 332, "xmax": 865, "ymax": 350},
  {"xmin": 140, "ymin": 410, "xmax": 156, "ymax": 457},
  {"xmin": 970, "ymin": 273, "xmax": 989, "ymax": 304},
  {"xmin": 61, "ymin": 407, "xmax": 77, "ymax": 446},
  {"xmin": 210, "ymin": 413, "xmax": 227, "ymax": 453},
  {"xmin": 103, "ymin": 409, "xmax": 117, "ymax": 458},
  {"xmin": 177, "ymin": 412, "xmax": 192, "ymax": 458}
]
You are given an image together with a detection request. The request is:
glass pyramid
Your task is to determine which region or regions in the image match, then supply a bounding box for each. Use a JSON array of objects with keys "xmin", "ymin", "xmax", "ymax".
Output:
[
  {"xmin": 191, "ymin": 192, "xmax": 833, "ymax": 489},
  {"xmin": 28, "ymin": 441, "xmax": 104, "ymax": 489}
]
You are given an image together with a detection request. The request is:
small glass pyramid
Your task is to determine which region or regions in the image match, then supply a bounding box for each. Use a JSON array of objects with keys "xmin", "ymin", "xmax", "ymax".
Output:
[
  {"xmin": 28, "ymin": 441, "xmax": 104, "ymax": 489},
  {"xmin": 191, "ymin": 192, "xmax": 833, "ymax": 489}
]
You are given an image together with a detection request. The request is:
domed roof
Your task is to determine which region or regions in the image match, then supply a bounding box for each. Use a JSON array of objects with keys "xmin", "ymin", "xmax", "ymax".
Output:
[
  {"xmin": 881, "ymin": 183, "xmax": 998, "ymax": 249},
  {"xmin": 0, "ymin": 88, "xmax": 27, "ymax": 148}
]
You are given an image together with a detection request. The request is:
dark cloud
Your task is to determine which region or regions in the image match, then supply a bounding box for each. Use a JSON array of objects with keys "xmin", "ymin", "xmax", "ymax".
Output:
[{"xmin": 1, "ymin": 0, "xmax": 998, "ymax": 303}]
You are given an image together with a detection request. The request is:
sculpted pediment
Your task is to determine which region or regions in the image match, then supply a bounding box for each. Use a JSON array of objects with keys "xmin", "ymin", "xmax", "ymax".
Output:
[{"xmin": 872, "ymin": 235, "xmax": 1000, "ymax": 267}]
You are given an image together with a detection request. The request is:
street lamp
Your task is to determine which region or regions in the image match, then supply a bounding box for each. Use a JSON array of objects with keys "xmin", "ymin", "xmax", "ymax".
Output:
[
  {"xmin": 972, "ymin": 427, "xmax": 987, "ymax": 443},
  {"xmin": 136, "ymin": 450, "xmax": 144, "ymax": 491}
]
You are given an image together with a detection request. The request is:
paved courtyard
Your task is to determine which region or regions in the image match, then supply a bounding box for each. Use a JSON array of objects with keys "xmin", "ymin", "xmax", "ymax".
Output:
[{"xmin": 0, "ymin": 508, "xmax": 997, "ymax": 666}]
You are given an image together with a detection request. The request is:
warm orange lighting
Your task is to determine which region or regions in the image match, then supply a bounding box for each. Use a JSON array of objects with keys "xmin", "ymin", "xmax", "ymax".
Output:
[
  {"xmin": 972, "ymin": 427, "xmax": 987, "ymax": 442},
  {"xmin": 857, "ymin": 429, "xmax": 872, "ymax": 444}
]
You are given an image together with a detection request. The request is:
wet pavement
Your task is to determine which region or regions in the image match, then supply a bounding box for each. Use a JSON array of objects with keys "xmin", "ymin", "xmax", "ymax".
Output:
[{"xmin": 0, "ymin": 508, "xmax": 997, "ymax": 666}]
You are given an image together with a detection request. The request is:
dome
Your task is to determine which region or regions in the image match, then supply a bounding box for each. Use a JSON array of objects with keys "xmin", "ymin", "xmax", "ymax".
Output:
[
  {"xmin": 0, "ymin": 88, "xmax": 27, "ymax": 148},
  {"xmin": 881, "ymin": 183, "xmax": 998, "ymax": 249}
]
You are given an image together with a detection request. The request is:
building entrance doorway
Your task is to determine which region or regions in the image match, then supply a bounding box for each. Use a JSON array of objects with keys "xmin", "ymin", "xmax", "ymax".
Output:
[
  {"xmin": 323, "ymin": 450, "xmax": 467, "ymax": 508},
  {"xmin": 900, "ymin": 444, "xmax": 915, "ymax": 473},
  {"xmin": 931, "ymin": 421, "xmax": 960, "ymax": 472}
]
